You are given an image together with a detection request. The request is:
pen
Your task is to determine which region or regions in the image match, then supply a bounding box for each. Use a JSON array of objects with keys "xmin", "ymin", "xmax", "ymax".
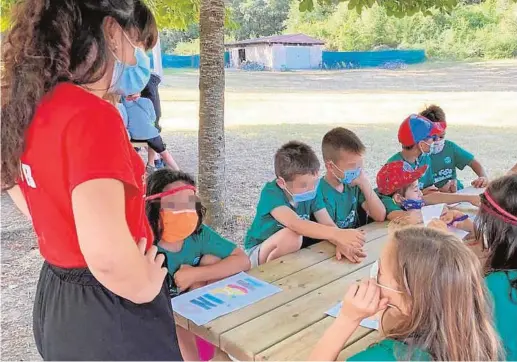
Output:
[{"xmin": 447, "ymin": 214, "xmax": 469, "ymax": 227}]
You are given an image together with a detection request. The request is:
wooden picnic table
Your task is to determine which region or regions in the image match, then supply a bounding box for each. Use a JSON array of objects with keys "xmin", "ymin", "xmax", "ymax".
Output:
[
  {"xmin": 174, "ymin": 221, "xmax": 391, "ymax": 361},
  {"xmin": 174, "ymin": 201, "xmax": 480, "ymax": 361}
]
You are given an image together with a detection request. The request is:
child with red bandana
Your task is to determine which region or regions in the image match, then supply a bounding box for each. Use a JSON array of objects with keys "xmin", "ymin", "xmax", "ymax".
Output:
[{"xmin": 145, "ymin": 169, "xmax": 250, "ymax": 361}]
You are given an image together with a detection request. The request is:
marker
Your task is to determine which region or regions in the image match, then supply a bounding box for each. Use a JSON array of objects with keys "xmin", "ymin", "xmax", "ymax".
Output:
[{"xmin": 447, "ymin": 214, "xmax": 469, "ymax": 227}]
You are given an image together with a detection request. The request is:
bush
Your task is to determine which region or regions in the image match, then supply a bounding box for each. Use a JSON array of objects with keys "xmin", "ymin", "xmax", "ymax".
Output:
[
  {"xmin": 285, "ymin": 0, "xmax": 517, "ymax": 60},
  {"xmin": 174, "ymin": 39, "xmax": 200, "ymax": 55}
]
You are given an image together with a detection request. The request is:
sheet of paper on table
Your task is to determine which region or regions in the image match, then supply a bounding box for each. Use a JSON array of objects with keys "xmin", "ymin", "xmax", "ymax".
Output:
[
  {"xmin": 326, "ymin": 302, "xmax": 379, "ymax": 330},
  {"xmin": 455, "ymin": 186, "xmax": 485, "ymax": 195},
  {"xmin": 448, "ymin": 226, "xmax": 469, "ymax": 240},
  {"xmin": 421, "ymin": 203, "xmax": 446, "ymax": 226},
  {"xmin": 171, "ymin": 272, "xmax": 282, "ymax": 326}
]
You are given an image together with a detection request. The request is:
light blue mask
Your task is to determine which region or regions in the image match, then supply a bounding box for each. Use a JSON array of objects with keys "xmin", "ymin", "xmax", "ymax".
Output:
[
  {"xmin": 284, "ymin": 179, "xmax": 320, "ymax": 203},
  {"xmin": 110, "ymin": 33, "xmax": 151, "ymax": 96},
  {"xmin": 332, "ymin": 163, "xmax": 362, "ymax": 185}
]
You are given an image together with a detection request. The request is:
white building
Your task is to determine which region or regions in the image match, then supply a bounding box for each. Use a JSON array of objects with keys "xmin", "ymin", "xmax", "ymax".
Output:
[{"xmin": 226, "ymin": 34, "xmax": 324, "ymax": 71}]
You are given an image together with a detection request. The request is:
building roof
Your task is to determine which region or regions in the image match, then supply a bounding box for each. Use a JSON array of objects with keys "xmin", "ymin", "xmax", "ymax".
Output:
[{"xmin": 225, "ymin": 33, "xmax": 325, "ymax": 47}]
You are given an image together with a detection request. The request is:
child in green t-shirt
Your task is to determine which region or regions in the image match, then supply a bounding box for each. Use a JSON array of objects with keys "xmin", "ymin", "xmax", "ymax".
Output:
[
  {"xmin": 420, "ymin": 104, "xmax": 488, "ymax": 191},
  {"xmin": 146, "ymin": 169, "xmax": 250, "ymax": 361},
  {"xmin": 310, "ymin": 226, "xmax": 502, "ymax": 361},
  {"xmin": 318, "ymin": 127, "xmax": 386, "ymax": 229},
  {"xmin": 244, "ymin": 141, "xmax": 366, "ymax": 267},
  {"xmin": 450, "ymin": 174, "xmax": 517, "ymax": 360},
  {"xmin": 387, "ymin": 114, "xmax": 483, "ymax": 207}
]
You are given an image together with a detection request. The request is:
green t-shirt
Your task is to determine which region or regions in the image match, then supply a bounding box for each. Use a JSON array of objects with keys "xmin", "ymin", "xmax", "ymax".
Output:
[
  {"xmin": 318, "ymin": 177, "xmax": 365, "ymax": 229},
  {"xmin": 348, "ymin": 338, "xmax": 431, "ymax": 361},
  {"xmin": 375, "ymin": 188, "xmax": 402, "ymax": 216},
  {"xmin": 244, "ymin": 180, "xmax": 326, "ymax": 251},
  {"xmin": 158, "ymin": 224, "xmax": 236, "ymax": 276},
  {"xmin": 430, "ymin": 140, "xmax": 474, "ymax": 189},
  {"xmin": 387, "ymin": 152, "xmax": 435, "ymax": 189},
  {"xmin": 485, "ymin": 270, "xmax": 517, "ymax": 361}
]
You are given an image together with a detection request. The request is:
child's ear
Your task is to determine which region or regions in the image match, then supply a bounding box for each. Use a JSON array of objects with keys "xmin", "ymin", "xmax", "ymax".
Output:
[
  {"xmin": 393, "ymin": 193, "xmax": 403, "ymax": 204},
  {"xmin": 276, "ymin": 177, "xmax": 285, "ymax": 189}
]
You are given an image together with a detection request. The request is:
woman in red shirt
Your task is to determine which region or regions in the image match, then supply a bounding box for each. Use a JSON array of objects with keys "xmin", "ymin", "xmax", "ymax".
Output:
[{"xmin": 1, "ymin": 0, "xmax": 181, "ymax": 360}]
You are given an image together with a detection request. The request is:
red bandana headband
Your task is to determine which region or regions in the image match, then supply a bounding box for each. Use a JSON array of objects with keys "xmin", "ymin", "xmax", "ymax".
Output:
[
  {"xmin": 145, "ymin": 185, "xmax": 197, "ymax": 201},
  {"xmin": 481, "ymin": 190, "xmax": 517, "ymax": 225}
]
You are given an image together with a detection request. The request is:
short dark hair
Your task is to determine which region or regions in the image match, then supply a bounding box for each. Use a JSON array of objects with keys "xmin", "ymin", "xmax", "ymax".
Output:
[
  {"xmin": 322, "ymin": 127, "xmax": 365, "ymax": 162},
  {"xmin": 146, "ymin": 169, "xmax": 205, "ymax": 243},
  {"xmin": 420, "ymin": 105, "xmax": 446, "ymax": 123},
  {"xmin": 274, "ymin": 141, "xmax": 320, "ymax": 181}
]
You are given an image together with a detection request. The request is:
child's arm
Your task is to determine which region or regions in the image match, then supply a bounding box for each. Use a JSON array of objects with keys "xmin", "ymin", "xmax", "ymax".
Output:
[
  {"xmin": 313, "ymin": 209, "xmax": 367, "ymax": 262},
  {"xmin": 310, "ymin": 280, "xmax": 388, "ymax": 361},
  {"xmin": 272, "ymin": 206, "xmax": 365, "ymax": 250},
  {"xmin": 423, "ymin": 192, "xmax": 480, "ymax": 207},
  {"xmin": 351, "ymin": 171, "xmax": 386, "ymax": 221},
  {"xmin": 174, "ymin": 248, "xmax": 250, "ymax": 290},
  {"xmin": 386, "ymin": 209, "xmax": 422, "ymax": 224},
  {"xmin": 470, "ymin": 159, "xmax": 489, "ymax": 188}
]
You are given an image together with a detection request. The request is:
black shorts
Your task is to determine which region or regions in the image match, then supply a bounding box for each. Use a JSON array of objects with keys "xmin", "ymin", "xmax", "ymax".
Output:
[
  {"xmin": 33, "ymin": 262, "xmax": 182, "ymax": 361},
  {"xmin": 131, "ymin": 136, "xmax": 166, "ymax": 153}
]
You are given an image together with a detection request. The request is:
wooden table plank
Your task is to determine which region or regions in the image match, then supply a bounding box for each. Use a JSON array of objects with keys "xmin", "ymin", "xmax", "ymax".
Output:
[
  {"xmin": 246, "ymin": 247, "xmax": 332, "ymax": 283},
  {"xmin": 338, "ymin": 331, "xmax": 381, "ymax": 360},
  {"xmin": 219, "ymin": 264, "xmax": 379, "ymax": 360},
  {"xmin": 257, "ymin": 317, "xmax": 373, "ymax": 361},
  {"xmin": 192, "ymin": 233, "xmax": 388, "ymax": 346}
]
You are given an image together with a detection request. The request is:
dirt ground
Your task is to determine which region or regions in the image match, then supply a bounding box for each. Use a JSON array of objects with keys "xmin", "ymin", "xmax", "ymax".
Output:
[{"xmin": 2, "ymin": 60, "xmax": 517, "ymax": 360}]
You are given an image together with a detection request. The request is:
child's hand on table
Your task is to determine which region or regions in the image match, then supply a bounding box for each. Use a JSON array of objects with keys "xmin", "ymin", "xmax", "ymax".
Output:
[
  {"xmin": 174, "ymin": 264, "xmax": 199, "ymax": 292},
  {"xmin": 427, "ymin": 219, "xmax": 449, "ymax": 231},
  {"xmin": 335, "ymin": 244, "xmax": 366, "ymax": 264},
  {"xmin": 471, "ymin": 177, "xmax": 489, "ymax": 188},
  {"xmin": 440, "ymin": 209, "xmax": 465, "ymax": 225},
  {"xmin": 333, "ymin": 228, "xmax": 365, "ymax": 251},
  {"xmin": 338, "ymin": 279, "xmax": 388, "ymax": 324},
  {"xmin": 439, "ymin": 180, "xmax": 457, "ymax": 193}
]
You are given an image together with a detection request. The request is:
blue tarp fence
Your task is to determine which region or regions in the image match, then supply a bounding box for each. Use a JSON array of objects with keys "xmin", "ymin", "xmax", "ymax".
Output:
[
  {"xmin": 321, "ymin": 50, "xmax": 426, "ymax": 69},
  {"xmin": 152, "ymin": 50, "xmax": 425, "ymax": 69},
  {"xmin": 150, "ymin": 52, "xmax": 230, "ymax": 69}
]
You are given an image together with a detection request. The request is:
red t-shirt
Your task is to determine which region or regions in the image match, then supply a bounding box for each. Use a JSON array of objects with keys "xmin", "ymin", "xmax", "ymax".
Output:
[{"xmin": 18, "ymin": 83, "xmax": 152, "ymax": 268}]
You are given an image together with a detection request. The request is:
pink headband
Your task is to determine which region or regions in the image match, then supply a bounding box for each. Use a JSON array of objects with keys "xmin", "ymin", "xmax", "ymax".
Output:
[
  {"xmin": 145, "ymin": 185, "xmax": 196, "ymax": 201},
  {"xmin": 482, "ymin": 191, "xmax": 517, "ymax": 225}
]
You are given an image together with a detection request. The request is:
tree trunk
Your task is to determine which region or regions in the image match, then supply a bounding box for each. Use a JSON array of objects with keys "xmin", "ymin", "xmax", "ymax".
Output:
[{"xmin": 198, "ymin": 0, "xmax": 226, "ymax": 228}]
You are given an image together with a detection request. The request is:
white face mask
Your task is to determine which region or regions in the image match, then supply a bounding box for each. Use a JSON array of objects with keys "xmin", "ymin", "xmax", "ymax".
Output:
[
  {"xmin": 370, "ymin": 260, "xmax": 403, "ymax": 294},
  {"xmin": 432, "ymin": 139, "xmax": 446, "ymax": 154}
]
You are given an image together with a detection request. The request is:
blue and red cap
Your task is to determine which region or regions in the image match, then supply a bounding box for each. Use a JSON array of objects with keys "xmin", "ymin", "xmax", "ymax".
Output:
[{"xmin": 398, "ymin": 114, "xmax": 443, "ymax": 147}]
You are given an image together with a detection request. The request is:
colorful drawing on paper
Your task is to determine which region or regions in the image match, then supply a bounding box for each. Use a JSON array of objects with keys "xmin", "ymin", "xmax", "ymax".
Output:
[
  {"xmin": 326, "ymin": 302, "xmax": 379, "ymax": 330},
  {"xmin": 171, "ymin": 272, "xmax": 282, "ymax": 325}
]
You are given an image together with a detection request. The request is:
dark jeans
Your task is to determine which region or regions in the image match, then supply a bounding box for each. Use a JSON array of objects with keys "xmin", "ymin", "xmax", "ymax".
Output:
[{"xmin": 33, "ymin": 262, "xmax": 182, "ymax": 361}]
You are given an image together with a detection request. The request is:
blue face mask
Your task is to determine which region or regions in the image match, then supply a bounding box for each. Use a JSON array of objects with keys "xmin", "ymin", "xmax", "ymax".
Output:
[
  {"xmin": 401, "ymin": 198, "xmax": 425, "ymax": 210},
  {"xmin": 284, "ymin": 179, "xmax": 319, "ymax": 203},
  {"xmin": 110, "ymin": 33, "xmax": 151, "ymax": 96},
  {"xmin": 332, "ymin": 163, "xmax": 362, "ymax": 185}
]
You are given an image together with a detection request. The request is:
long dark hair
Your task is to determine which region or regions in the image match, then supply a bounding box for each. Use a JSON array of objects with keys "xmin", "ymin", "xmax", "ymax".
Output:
[
  {"xmin": 476, "ymin": 174, "xmax": 517, "ymax": 294},
  {"xmin": 1, "ymin": 0, "xmax": 141, "ymax": 189},
  {"xmin": 146, "ymin": 169, "xmax": 206, "ymax": 243}
]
